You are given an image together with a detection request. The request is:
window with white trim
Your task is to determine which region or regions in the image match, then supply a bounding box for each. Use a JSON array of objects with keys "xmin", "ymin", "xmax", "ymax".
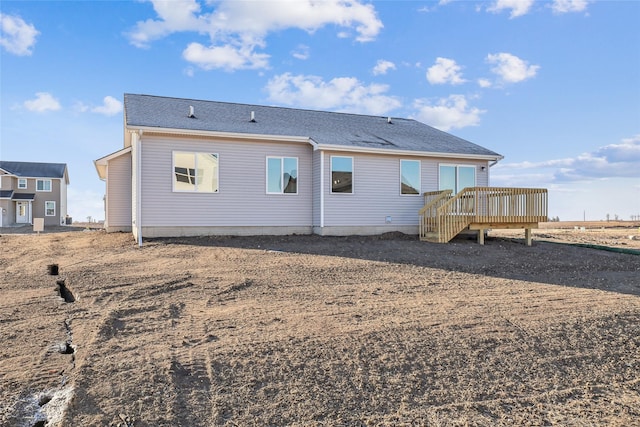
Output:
[
  {"xmin": 36, "ymin": 179, "xmax": 52, "ymax": 192},
  {"xmin": 173, "ymin": 152, "xmax": 219, "ymax": 193},
  {"xmin": 439, "ymin": 164, "xmax": 476, "ymax": 194},
  {"xmin": 331, "ymin": 156, "xmax": 353, "ymax": 194},
  {"xmin": 18, "ymin": 178, "xmax": 27, "ymax": 189},
  {"xmin": 400, "ymin": 159, "xmax": 421, "ymax": 195},
  {"xmin": 267, "ymin": 157, "xmax": 298, "ymax": 194},
  {"xmin": 45, "ymin": 201, "xmax": 56, "ymax": 216}
]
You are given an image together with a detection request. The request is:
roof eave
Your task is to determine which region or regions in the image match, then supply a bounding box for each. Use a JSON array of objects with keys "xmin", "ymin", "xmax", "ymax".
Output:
[
  {"xmin": 314, "ymin": 144, "xmax": 504, "ymax": 161},
  {"xmin": 125, "ymin": 125, "xmax": 313, "ymax": 145}
]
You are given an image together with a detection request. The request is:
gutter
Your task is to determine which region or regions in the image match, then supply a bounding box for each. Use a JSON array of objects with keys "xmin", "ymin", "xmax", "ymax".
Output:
[{"xmin": 313, "ymin": 143, "xmax": 503, "ymax": 162}]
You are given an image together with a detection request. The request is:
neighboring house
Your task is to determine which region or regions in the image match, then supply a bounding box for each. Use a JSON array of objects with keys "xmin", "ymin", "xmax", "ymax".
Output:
[
  {"xmin": 95, "ymin": 94, "xmax": 520, "ymax": 241},
  {"xmin": 0, "ymin": 161, "xmax": 70, "ymax": 227}
]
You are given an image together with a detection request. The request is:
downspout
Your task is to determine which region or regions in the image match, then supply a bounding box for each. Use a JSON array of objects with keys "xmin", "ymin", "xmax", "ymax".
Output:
[
  {"xmin": 320, "ymin": 151, "xmax": 325, "ymax": 230},
  {"xmin": 137, "ymin": 130, "xmax": 143, "ymax": 247}
]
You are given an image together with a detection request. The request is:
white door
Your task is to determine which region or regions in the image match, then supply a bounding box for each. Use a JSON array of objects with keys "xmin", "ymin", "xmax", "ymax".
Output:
[{"xmin": 16, "ymin": 202, "xmax": 29, "ymax": 223}]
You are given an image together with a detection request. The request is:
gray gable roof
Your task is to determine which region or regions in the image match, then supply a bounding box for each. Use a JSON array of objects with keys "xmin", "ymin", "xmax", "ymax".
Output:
[
  {"xmin": 0, "ymin": 161, "xmax": 68, "ymax": 180},
  {"xmin": 124, "ymin": 94, "xmax": 501, "ymax": 158}
]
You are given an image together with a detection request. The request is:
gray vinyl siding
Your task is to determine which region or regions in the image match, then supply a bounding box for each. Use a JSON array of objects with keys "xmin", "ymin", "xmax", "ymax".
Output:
[
  {"xmin": 59, "ymin": 179, "xmax": 67, "ymax": 221},
  {"xmin": 106, "ymin": 152, "xmax": 132, "ymax": 228},
  {"xmin": 38, "ymin": 179, "xmax": 61, "ymax": 226},
  {"xmin": 139, "ymin": 135, "xmax": 313, "ymax": 227},
  {"xmin": 312, "ymin": 150, "xmax": 322, "ymax": 227},
  {"xmin": 321, "ymin": 151, "xmax": 489, "ymax": 228}
]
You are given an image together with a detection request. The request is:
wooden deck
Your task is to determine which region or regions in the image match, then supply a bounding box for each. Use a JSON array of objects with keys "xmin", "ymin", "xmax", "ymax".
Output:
[{"xmin": 419, "ymin": 187, "xmax": 548, "ymax": 245}]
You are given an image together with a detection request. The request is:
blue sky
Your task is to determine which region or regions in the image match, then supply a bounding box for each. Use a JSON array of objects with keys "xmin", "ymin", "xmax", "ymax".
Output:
[{"xmin": 1, "ymin": 0, "xmax": 639, "ymax": 222}]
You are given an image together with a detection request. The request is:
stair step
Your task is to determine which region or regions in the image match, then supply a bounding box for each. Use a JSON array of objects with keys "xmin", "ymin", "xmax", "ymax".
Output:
[{"xmin": 420, "ymin": 232, "xmax": 441, "ymax": 243}]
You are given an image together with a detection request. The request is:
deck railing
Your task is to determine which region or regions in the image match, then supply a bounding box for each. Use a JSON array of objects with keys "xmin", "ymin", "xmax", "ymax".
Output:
[
  {"xmin": 420, "ymin": 187, "xmax": 548, "ymax": 242},
  {"xmin": 418, "ymin": 190, "xmax": 452, "ymax": 238}
]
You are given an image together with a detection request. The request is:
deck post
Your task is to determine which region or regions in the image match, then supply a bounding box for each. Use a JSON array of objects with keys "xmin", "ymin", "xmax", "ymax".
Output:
[
  {"xmin": 477, "ymin": 229, "xmax": 485, "ymax": 245},
  {"xmin": 525, "ymin": 228, "xmax": 532, "ymax": 246}
]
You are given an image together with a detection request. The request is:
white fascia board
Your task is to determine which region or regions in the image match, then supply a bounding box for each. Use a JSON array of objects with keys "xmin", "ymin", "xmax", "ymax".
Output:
[
  {"xmin": 126, "ymin": 125, "xmax": 313, "ymax": 145},
  {"xmin": 314, "ymin": 144, "xmax": 504, "ymax": 162},
  {"xmin": 95, "ymin": 146, "xmax": 132, "ymax": 164}
]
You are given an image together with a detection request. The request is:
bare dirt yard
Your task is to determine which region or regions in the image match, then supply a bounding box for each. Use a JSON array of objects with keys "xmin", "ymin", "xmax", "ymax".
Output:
[{"xmin": 1, "ymin": 222, "xmax": 639, "ymax": 426}]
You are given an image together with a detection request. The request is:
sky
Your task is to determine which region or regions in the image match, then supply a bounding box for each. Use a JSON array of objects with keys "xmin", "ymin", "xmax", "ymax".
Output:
[{"xmin": 1, "ymin": 0, "xmax": 639, "ymax": 222}]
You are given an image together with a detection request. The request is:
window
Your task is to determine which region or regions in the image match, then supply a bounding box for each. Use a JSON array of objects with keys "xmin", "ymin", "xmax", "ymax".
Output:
[
  {"xmin": 18, "ymin": 178, "xmax": 27, "ymax": 189},
  {"xmin": 400, "ymin": 160, "xmax": 421, "ymax": 195},
  {"xmin": 439, "ymin": 164, "xmax": 476, "ymax": 194},
  {"xmin": 36, "ymin": 179, "xmax": 52, "ymax": 192},
  {"xmin": 267, "ymin": 157, "xmax": 298, "ymax": 194},
  {"xmin": 331, "ymin": 156, "xmax": 353, "ymax": 193},
  {"xmin": 173, "ymin": 152, "xmax": 219, "ymax": 193},
  {"xmin": 45, "ymin": 201, "xmax": 56, "ymax": 216}
]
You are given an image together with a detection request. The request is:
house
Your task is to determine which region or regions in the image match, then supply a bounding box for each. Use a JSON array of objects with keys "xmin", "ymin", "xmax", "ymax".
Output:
[
  {"xmin": 95, "ymin": 94, "xmax": 547, "ymax": 244},
  {"xmin": 0, "ymin": 161, "xmax": 70, "ymax": 227}
]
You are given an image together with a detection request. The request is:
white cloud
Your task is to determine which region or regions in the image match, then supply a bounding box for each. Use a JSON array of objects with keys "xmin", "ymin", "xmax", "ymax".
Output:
[
  {"xmin": 493, "ymin": 135, "xmax": 640, "ymax": 182},
  {"xmin": 183, "ymin": 42, "xmax": 269, "ymax": 71},
  {"xmin": 487, "ymin": 0, "xmax": 535, "ymax": 18},
  {"xmin": 486, "ymin": 52, "xmax": 539, "ymax": 84},
  {"xmin": 128, "ymin": 0, "xmax": 383, "ymax": 71},
  {"xmin": 412, "ymin": 95, "xmax": 484, "ymax": 131},
  {"xmin": 91, "ymin": 96, "xmax": 123, "ymax": 116},
  {"xmin": 292, "ymin": 44, "xmax": 310, "ymax": 60},
  {"xmin": 551, "ymin": 0, "xmax": 590, "ymax": 14},
  {"xmin": 0, "ymin": 13, "xmax": 39, "ymax": 56},
  {"xmin": 372, "ymin": 59, "xmax": 396, "ymax": 76},
  {"xmin": 127, "ymin": 0, "xmax": 207, "ymax": 48},
  {"xmin": 477, "ymin": 78, "xmax": 492, "ymax": 88},
  {"xmin": 73, "ymin": 101, "xmax": 89, "ymax": 113},
  {"xmin": 23, "ymin": 92, "xmax": 61, "ymax": 112},
  {"xmin": 265, "ymin": 72, "xmax": 401, "ymax": 115},
  {"xmin": 426, "ymin": 57, "xmax": 466, "ymax": 85}
]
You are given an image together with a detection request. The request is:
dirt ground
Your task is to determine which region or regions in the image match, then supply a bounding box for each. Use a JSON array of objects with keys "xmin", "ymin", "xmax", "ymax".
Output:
[{"xmin": 0, "ymin": 223, "xmax": 639, "ymax": 426}]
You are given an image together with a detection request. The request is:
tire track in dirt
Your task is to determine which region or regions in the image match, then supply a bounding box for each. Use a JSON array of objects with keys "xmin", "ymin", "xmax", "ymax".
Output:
[{"xmin": 168, "ymin": 351, "xmax": 214, "ymax": 425}]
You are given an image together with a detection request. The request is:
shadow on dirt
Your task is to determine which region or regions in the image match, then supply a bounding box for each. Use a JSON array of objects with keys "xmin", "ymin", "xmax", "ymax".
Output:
[{"xmin": 148, "ymin": 233, "xmax": 640, "ymax": 297}]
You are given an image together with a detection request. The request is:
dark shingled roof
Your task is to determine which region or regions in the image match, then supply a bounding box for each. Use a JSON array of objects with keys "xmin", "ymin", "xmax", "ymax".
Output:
[
  {"xmin": 12, "ymin": 193, "xmax": 35, "ymax": 201},
  {"xmin": 0, "ymin": 190, "xmax": 13, "ymax": 199},
  {"xmin": 124, "ymin": 94, "xmax": 501, "ymax": 158},
  {"xmin": 0, "ymin": 161, "xmax": 67, "ymax": 179}
]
